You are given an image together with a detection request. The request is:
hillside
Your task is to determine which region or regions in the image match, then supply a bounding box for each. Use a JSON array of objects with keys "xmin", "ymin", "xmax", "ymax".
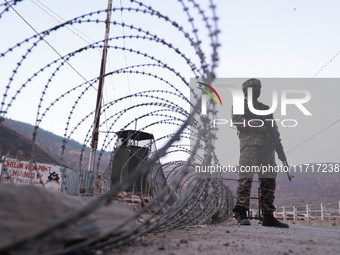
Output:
[
  {"xmin": 1, "ymin": 119, "xmax": 111, "ymax": 175},
  {"xmin": 275, "ymin": 176, "xmax": 340, "ymax": 205},
  {"xmin": 224, "ymin": 176, "xmax": 340, "ymax": 206},
  {"xmin": 0, "ymin": 125, "xmax": 57, "ymax": 164},
  {"xmin": 223, "ymin": 168, "xmax": 340, "ymax": 205}
]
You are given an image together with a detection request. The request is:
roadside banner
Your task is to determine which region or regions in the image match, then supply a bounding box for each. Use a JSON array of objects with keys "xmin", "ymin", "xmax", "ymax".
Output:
[{"xmin": 0, "ymin": 158, "xmax": 61, "ymax": 191}]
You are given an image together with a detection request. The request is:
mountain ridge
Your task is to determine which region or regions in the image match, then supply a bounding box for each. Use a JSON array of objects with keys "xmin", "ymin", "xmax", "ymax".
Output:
[{"xmin": 1, "ymin": 119, "xmax": 111, "ymax": 175}]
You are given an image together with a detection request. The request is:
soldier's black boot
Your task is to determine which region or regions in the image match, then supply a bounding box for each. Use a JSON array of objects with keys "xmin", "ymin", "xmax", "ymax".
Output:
[
  {"xmin": 235, "ymin": 210, "xmax": 251, "ymax": 225},
  {"xmin": 262, "ymin": 214, "xmax": 289, "ymax": 228}
]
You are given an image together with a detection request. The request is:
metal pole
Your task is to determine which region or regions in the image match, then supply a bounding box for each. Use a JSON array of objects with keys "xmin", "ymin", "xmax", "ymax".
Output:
[
  {"xmin": 283, "ymin": 206, "xmax": 286, "ymax": 221},
  {"xmin": 60, "ymin": 165, "xmax": 66, "ymax": 193},
  {"xmin": 306, "ymin": 204, "xmax": 309, "ymax": 220},
  {"xmin": 88, "ymin": 0, "xmax": 113, "ymax": 194},
  {"xmin": 320, "ymin": 203, "xmax": 324, "ymax": 220},
  {"xmin": 258, "ymin": 186, "xmax": 261, "ymax": 217}
]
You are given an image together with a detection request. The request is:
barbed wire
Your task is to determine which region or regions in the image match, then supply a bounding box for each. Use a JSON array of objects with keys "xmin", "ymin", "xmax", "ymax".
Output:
[{"xmin": 0, "ymin": 0, "xmax": 234, "ymax": 254}]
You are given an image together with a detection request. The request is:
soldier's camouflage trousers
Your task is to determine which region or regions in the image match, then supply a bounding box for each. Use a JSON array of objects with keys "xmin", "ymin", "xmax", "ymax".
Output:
[{"xmin": 233, "ymin": 145, "xmax": 277, "ymax": 215}]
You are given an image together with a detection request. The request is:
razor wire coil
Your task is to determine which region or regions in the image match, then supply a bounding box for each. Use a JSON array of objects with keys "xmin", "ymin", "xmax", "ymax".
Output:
[{"xmin": 0, "ymin": 1, "xmax": 234, "ymax": 254}]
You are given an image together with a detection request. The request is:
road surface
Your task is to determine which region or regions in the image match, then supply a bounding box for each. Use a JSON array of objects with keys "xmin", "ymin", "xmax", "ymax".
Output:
[{"xmin": 107, "ymin": 220, "xmax": 340, "ymax": 255}]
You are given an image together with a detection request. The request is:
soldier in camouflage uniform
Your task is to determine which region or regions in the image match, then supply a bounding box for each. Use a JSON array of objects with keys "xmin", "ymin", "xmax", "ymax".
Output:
[{"xmin": 232, "ymin": 78, "xmax": 288, "ymax": 228}]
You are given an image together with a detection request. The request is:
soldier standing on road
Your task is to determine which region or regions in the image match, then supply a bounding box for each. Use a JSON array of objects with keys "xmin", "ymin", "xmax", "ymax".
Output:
[{"xmin": 232, "ymin": 78, "xmax": 289, "ymax": 228}]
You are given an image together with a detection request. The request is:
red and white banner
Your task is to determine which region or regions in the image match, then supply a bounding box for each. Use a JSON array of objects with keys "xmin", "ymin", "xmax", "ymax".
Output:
[{"xmin": 0, "ymin": 158, "xmax": 61, "ymax": 191}]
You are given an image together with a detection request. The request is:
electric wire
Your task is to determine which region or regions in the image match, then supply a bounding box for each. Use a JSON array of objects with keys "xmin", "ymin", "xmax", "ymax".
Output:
[
  {"xmin": 301, "ymin": 49, "xmax": 340, "ymax": 87},
  {"xmin": 287, "ymin": 118, "xmax": 340, "ymax": 154},
  {"xmin": 119, "ymin": 0, "xmax": 136, "ymax": 123},
  {"xmin": 31, "ymin": 0, "xmax": 118, "ymax": 139},
  {"xmin": 4, "ymin": 0, "xmax": 96, "ymax": 91}
]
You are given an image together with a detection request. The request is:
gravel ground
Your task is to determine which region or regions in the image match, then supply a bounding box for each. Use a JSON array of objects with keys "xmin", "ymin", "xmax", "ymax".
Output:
[{"xmin": 106, "ymin": 220, "xmax": 340, "ymax": 255}]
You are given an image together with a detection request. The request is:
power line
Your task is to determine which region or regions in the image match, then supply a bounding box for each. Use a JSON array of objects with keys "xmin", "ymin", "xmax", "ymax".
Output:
[
  {"xmin": 4, "ymin": 0, "xmax": 96, "ymax": 90},
  {"xmin": 301, "ymin": 49, "xmax": 340, "ymax": 87},
  {"xmin": 287, "ymin": 118, "xmax": 340, "ymax": 154},
  {"xmin": 119, "ymin": 0, "xmax": 136, "ymax": 123},
  {"xmin": 31, "ymin": 0, "xmax": 117, "ymax": 138},
  {"xmin": 292, "ymin": 48, "xmax": 340, "ymax": 152},
  {"xmin": 31, "ymin": 0, "xmax": 99, "ymax": 49},
  {"xmin": 295, "ymin": 48, "xmax": 340, "ymax": 150}
]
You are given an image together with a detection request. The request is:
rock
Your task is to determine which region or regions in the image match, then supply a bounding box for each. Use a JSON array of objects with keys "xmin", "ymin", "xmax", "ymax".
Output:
[
  {"xmin": 117, "ymin": 191, "xmax": 127, "ymax": 198},
  {"xmin": 130, "ymin": 194, "xmax": 141, "ymax": 199},
  {"xmin": 0, "ymin": 184, "xmax": 136, "ymax": 254},
  {"xmin": 141, "ymin": 196, "xmax": 152, "ymax": 203},
  {"xmin": 125, "ymin": 197, "xmax": 142, "ymax": 204},
  {"xmin": 179, "ymin": 239, "xmax": 188, "ymax": 244}
]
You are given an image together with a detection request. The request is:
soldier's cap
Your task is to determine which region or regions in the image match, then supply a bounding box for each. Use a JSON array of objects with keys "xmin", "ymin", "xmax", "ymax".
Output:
[{"xmin": 242, "ymin": 78, "xmax": 261, "ymax": 90}]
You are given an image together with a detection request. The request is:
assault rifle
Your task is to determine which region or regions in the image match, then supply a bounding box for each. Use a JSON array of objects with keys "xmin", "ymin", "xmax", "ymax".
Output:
[
  {"xmin": 265, "ymin": 120, "xmax": 294, "ymax": 181},
  {"xmin": 245, "ymin": 109, "xmax": 294, "ymax": 181}
]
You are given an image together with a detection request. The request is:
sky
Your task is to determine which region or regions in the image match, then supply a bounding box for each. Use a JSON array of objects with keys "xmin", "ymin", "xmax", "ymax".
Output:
[
  {"xmin": 217, "ymin": 0, "xmax": 340, "ymax": 78},
  {"xmin": 0, "ymin": 0, "xmax": 339, "ymax": 167}
]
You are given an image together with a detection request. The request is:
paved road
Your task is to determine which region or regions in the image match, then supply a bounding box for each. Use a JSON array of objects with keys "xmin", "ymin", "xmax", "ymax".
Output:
[{"xmin": 107, "ymin": 220, "xmax": 340, "ymax": 255}]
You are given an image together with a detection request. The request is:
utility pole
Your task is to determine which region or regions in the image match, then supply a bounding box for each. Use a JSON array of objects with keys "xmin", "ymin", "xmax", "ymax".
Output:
[{"xmin": 88, "ymin": 0, "xmax": 113, "ymax": 194}]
